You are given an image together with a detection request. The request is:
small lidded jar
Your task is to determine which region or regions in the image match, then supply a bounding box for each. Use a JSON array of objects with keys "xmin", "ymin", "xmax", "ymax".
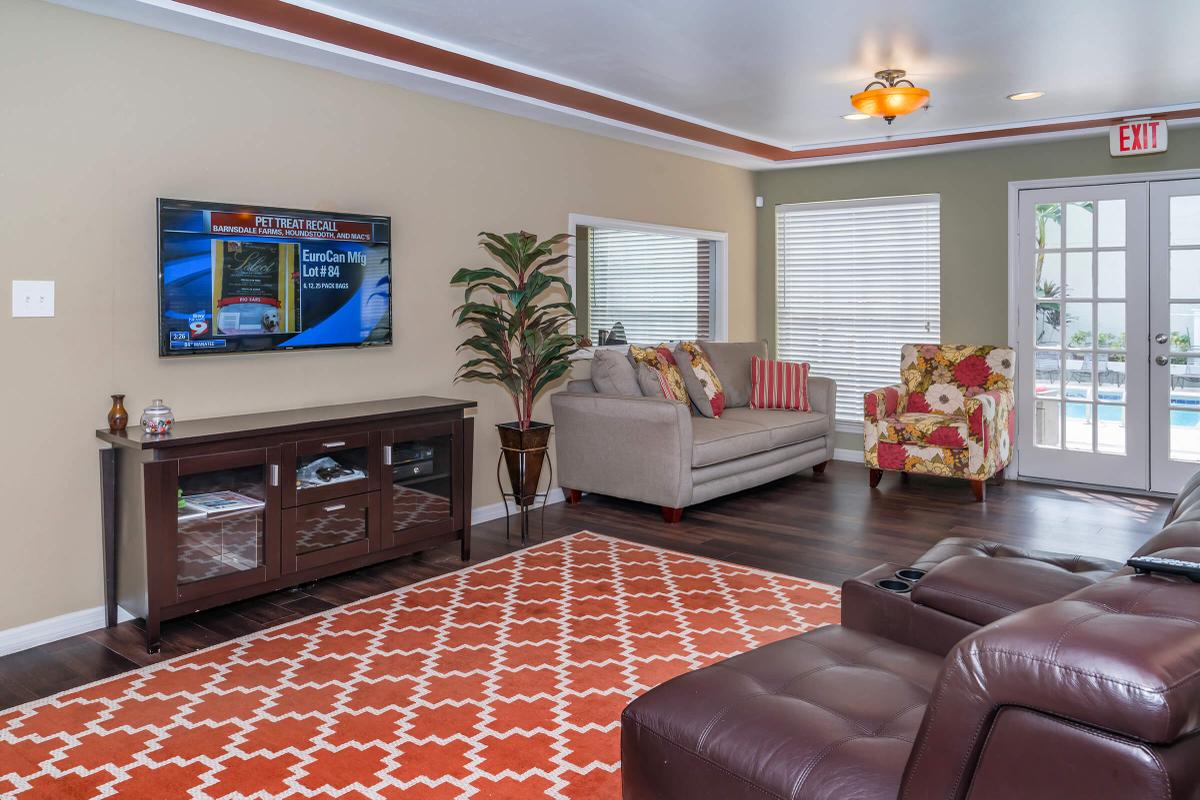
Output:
[{"xmin": 141, "ymin": 399, "xmax": 175, "ymax": 435}]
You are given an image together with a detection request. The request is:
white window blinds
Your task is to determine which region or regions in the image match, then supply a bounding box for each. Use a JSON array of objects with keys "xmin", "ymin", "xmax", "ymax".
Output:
[
  {"xmin": 776, "ymin": 195, "xmax": 940, "ymax": 427},
  {"xmin": 587, "ymin": 226, "xmax": 715, "ymax": 343}
]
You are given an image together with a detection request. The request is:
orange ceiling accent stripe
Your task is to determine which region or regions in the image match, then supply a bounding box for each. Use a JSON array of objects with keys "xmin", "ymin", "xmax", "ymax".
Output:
[{"xmin": 177, "ymin": 0, "xmax": 1200, "ymax": 163}]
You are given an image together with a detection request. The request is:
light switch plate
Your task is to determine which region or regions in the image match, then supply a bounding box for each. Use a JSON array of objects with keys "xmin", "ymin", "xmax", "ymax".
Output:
[{"xmin": 12, "ymin": 280, "xmax": 55, "ymax": 317}]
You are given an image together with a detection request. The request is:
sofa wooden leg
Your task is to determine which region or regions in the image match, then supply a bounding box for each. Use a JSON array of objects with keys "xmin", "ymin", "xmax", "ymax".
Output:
[
  {"xmin": 869, "ymin": 469, "xmax": 883, "ymax": 488},
  {"xmin": 971, "ymin": 480, "xmax": 986, "ymax": 502},
  {"xmin": 993, "ymin": 468, "xmax": 1006, "ymax": 485},
  {"xmin": 565, "ymin": 489, "xmax": 582, "ymax": 504},
  {"xmin": 813, "ymin": 460, "xmax": 828, "ymax": 476},
  {"xmin": 661, "ymin": 506, "xmax": 684, "ymax": 524}
]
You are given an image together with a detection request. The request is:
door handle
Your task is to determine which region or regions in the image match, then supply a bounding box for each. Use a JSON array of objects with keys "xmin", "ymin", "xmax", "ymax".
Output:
[
  {"xmin": 1156, "ymin": 355, "xmax": 1170, "ymax": 366},
  {"xmin": 1155, "ymin": 333, "xmax": 1169, "ymax": 344},
  {"xmin": 322, "ymin": 440, "xmax": 347, "ymax": 449},
  {"xmin": 323, "ymin": 503, "xmax": 347, "ymax": 513},
  {"xmin": 269, "ymin": 464, "xmax": 280, "ymax": 486}
]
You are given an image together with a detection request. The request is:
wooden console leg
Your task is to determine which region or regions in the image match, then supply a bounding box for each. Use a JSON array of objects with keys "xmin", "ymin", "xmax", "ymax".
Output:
[
  {"xmin": 661, "ymin": 506, "xmax": 684, "ymax": 524},
  {"xmin": 565, "ymin": 489, "xmax": 583, "ymax": 504},
  {"xmin": 971, "ymin": 480, "xmax": 986, "ymax": 503},
  {"xmin": 869, "ymin": 468, "xmax": 883, "ymax": 488},
  {"xmin": 99, "ymin": 448, "xmax": 118, "ymax": 628},
  {"xmin": 812, "ymin": 460, "xmax": 828, "ymax": 476},
  {"xmin": 145, "ymin": 615, "xmax": 161, "ymax": 655}
]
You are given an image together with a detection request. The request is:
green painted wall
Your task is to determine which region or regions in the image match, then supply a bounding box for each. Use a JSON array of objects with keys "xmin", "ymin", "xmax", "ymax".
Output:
[{"xmin": 754, "ymin": 126, "xmax": 1200, "ymax": 450}]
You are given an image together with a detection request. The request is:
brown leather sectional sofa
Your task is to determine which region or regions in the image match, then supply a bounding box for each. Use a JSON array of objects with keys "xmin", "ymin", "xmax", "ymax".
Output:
[{"xmin": 622, "ymin": 481, "xmax": 1200, "ymax": 799}]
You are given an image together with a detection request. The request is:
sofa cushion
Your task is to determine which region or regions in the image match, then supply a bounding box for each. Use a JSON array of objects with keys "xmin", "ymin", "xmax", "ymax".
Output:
[
  {"xmin": 720, "ymin": 407, "xmax": 831, "ymax": 449},
  {"xmin": 691, "ymin": 417, "xmax": 772, "ymax": 467},
  {"xmin": 696, "ymin": 340, "xmax": 767, "ymax": 408},
  {"xmin": 910, "ymin": 537, "xmax": 1123, "ymax": 581},
  {"xmin": 589, "ymin": 348, "xmax": 641, "ymax": 396},
  {"xmin": 621, "ymin": 626, "xmax": 943, "ymax": 800},
  {"xmin": 878, "ymin": 412, "xmax": 969, "ymax": 448}
]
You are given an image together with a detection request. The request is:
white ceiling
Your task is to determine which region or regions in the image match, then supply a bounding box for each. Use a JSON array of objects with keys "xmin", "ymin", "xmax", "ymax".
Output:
[{"xmin": 51, "ymin": 0, "xmax": 1200, "ymax": 166}]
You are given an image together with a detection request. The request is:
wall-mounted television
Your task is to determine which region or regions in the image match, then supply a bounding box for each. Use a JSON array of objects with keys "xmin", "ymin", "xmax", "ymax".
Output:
[{"xmin": 157, "ymin": 198, "xmax": 391, "ymax": 356}]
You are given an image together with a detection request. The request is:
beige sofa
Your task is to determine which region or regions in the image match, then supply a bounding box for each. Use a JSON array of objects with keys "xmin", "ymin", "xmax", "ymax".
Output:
[{"xmin": 551, "ymin": 341, "xmax": 836, "ymax": 521}]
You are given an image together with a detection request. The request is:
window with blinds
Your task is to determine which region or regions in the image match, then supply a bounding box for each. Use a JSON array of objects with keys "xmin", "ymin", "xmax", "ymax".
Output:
[
  {"xmin": 587, "ymin": 225, "xmax": 716, "ymax": 343},
  {"xmin": 776, "ymin": 194, "xmax": 940, "ymax": 428}
]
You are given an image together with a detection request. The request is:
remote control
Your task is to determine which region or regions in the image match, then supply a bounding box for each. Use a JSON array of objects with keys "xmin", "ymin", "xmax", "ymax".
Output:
[{"xmin": 1126, "ymin": 556, "xmax": 1200, "ymax": 583}]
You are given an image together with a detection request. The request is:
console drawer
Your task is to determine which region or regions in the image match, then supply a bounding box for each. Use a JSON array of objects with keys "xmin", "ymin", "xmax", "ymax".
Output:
[{"xmin": 282, "ymin": 491, "xmax": 380, "ymax": 572}]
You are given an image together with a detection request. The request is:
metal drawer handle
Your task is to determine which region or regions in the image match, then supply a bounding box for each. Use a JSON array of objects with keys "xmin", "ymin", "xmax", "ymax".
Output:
[
  {"xmin": 324, "ymin": 503, "xmax": 347, "ymax": 513},
  {"xmin": 383, "ymin": 448, "xmax": 393, "ymax": 466},
  {"xmin": 322, "ymin": 441, "xmax": 347, "ymax": 449}
]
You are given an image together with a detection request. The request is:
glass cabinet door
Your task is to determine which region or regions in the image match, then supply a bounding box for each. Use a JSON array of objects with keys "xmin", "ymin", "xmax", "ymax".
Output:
[
  {"xmin": 285, "ymin": 431, "xmax": 375, "ymax": 507},
  {"xmin": 283, "ymin": 492, "xmax": 378, "ymax": 572},
  {"xmin": 173, "ymin": 448, "xmax": 280, "ymax": 601},
  {"xmin": 383, "ymin": 421, "xmax": 461, "ymax": 546}
]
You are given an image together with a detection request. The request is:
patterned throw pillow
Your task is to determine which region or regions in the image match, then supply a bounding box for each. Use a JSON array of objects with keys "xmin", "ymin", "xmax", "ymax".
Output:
[
  {"xmin": 675, "ymin": 342, "xmax": 726, "ymax": 417},
  {"xmin": 750, "ymin": 356, "xmax": 811, "ymax": 411},
  {"xmin": 628, "ymin": 344, "xmax": 690, "ymax": 404}
]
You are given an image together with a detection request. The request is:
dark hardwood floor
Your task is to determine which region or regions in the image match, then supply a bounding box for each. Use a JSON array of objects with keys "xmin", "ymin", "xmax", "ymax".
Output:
[{"xmin": 0, "ymin": 461, "xmax": 1170, "ymax": 710}]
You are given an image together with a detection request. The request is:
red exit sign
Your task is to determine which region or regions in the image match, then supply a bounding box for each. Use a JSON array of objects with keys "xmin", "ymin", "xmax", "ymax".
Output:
[{"xmin": 1110, "ymin": 119, "xmax": 1168, "ymax": 156}]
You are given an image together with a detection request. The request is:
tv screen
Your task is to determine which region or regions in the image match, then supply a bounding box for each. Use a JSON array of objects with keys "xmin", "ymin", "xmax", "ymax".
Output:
[{"xmin": 157, "ymin": 199, "xmax": 391, "ymax": 356}]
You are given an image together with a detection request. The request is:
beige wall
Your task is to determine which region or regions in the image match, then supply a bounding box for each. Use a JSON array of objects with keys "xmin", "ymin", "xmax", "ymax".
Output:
[
  {"xmin": 755, "ymin": 127, "xmax": 1200, "ymax": 450},
  {"xmin": 0, "ymin": 0, "xmax": 756, "ymax": 630}
]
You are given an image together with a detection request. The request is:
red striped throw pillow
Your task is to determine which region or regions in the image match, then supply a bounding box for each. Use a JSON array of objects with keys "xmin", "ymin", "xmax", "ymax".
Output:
[{"xmin": 750, "ymin": 356, "xmax": 811, "ymax": 411}]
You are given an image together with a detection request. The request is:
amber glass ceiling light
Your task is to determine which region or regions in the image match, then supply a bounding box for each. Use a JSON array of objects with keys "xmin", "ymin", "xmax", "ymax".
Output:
[{"xmin": 850, "ymin": 69, "xmax": 930, "ymax": 124}]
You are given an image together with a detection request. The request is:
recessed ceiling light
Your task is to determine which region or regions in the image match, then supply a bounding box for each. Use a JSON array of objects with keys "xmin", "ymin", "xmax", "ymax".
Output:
[
  {"xmin": 842, "ymin": 113, "xmax": 870, "ymax": 120},
  {"xmin": 1007, "ymin": 91, "xmax": 1045, "ymax": 101}
]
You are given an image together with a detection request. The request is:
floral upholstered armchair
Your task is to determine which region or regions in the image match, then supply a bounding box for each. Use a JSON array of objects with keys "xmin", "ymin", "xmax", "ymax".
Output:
[{"xmin": 864, "ymin": 344, "xmax": 1015, "ymax": 501}]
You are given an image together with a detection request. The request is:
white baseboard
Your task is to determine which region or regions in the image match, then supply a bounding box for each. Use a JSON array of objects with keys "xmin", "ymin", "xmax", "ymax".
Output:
[
  {"xmin": 471, "ymin": 487, "xmax": 567, "ymax": 525},
  {"xmin": 833, "ymin": 448, "xmax": 864, "ymax": 463},
  {"xmin": 0, "ymin": 492, "xmax": 567, "ymax": 659},
  {"xmin": 0, "ymin": 605, "xmax": 134, "ymax": 658}
]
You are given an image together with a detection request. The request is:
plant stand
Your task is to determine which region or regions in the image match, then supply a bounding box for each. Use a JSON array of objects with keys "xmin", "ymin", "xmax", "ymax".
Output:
[{"xmin": 496, "ymin": 443, "xmax": 553, "ymax": 546}]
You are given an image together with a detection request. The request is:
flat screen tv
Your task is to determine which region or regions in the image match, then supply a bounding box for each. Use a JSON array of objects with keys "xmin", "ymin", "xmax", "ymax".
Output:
[{"xmin": 157, "ymin": 198, "xmax": 391, "ymax": 356}]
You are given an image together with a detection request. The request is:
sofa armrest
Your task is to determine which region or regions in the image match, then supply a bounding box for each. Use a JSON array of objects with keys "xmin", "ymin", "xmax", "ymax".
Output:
[
  {"xmin": 964, "ymin": 389, "xmax": 1014, "ymax": 476},
  {"xmin": 807, "ymin": 375, "xmax": 837, "ymax": 417},
  {"xmin": 865, "ymin": 383, "xmax": 907, "ymax": 421},
  {"xmin": 550, "ymin": 392, "xmax": 693, "ymax": 508}
]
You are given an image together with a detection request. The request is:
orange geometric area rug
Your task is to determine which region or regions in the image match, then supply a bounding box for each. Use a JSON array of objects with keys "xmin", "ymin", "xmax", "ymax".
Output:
[{"xmin": 0, "ymin": 531, "xmax": 840, "ymax": 800}]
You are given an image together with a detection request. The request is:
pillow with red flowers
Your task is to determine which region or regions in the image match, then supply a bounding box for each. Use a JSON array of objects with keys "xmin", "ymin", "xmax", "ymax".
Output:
[{"xmin": 749, "ymin": 356, "xmax": 810, "ymax": 411}]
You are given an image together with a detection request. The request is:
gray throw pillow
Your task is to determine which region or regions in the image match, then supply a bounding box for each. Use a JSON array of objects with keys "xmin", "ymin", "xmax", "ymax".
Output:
[
  {"xmin": 697, "ymin": 340, "xmax": 768, "ymax": 408},
  {"xmin": 590, "ymin": 348, "xmax": 641, "ymax": 396},
  {"xmin": 674, "ymin": 343, "xmax": 721, "ymax": 417}
]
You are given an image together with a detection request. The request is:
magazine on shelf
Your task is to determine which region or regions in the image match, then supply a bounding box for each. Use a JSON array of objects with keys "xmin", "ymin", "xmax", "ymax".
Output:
[{"xmin": 179, "ymin": 491, "xmax": 265, "ymax": 519}]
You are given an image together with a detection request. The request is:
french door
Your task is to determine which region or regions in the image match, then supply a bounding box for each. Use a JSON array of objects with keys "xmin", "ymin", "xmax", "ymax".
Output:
[{"xmin": 1016, "ymin": 177, "xmax": 1200, "ymax": 493}]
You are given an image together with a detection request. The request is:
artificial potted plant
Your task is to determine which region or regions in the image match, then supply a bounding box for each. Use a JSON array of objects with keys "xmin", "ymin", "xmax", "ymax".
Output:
[{"xmin": 451, "ymin": 231, "xmax": 579, "ymax": 506}]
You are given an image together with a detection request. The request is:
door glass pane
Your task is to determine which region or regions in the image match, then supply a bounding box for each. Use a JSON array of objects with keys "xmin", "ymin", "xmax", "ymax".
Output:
[
  {"xmin": 1170, "ymin": 356, "xmax": 1200, "ymax": 393},
  {"xmin": 1097, "ymin": 251, "xmax": 1125, "ymax": 298},
  {"xmin": 1065, "ymin": 354, "xmax": 1093, "ymax": 398},
  {"xmin": 1097, "ymin": 353, "xmax": 1127, "ymax": 402},
  {"xmin": 177, "ymin": 465, "xmax": 265, "ymax": 585},
  {"xmin": 1035, "ymin": 252, "xmax": 1061, "ymax": 297},
  {"xmin": 1036, "ymin": 302, "xmax": 1062, "ymax": 346},
  {"xmin": 1034, "ymin": 399, "xmax": 1061, "ymax": 448},
  {"xmin": 1066, "ymin": 303, "xmax": 1093, "ymax": 348},
  {"xmin": 1036, "ymin": 203, "xmax": 1062, "ymax": 249},
  {"xmin": 1035, "ymin": 351, "xmax": 1061, "ymax": 398},
  {"xmin": 1066, "ymin": 201, "xmax": 1094, "ymax": 248},
  {"xmin": 1171, "ymin": 250, "xmax": 1200, "ymax": 299},
  {"xmin": 390, "ymin": 435, "xmax": 453, "ymax": 531},
  {"xmin": 1065, "ymin": 252, "xmax": 1092, "ymax": 297},
  {"xmin": 1169, "ymin": 304, "xmax": 1200, "ymax": 351},
  {"xmin": 1096, "ymin": 303, "xmax": 1125, "ymax": 349},
  {"xmin": 1097, "ymin": 199, "xmax": 1126, "ymax": 247},
  {"xmin": 1170, "ymin": 409, "xmax": 1200, "ymax": 462},
  {"xmin": 1170, "ymin": 195, "xmax": 1200, "ymax": 246},
  {"xmin": 1065, "ymin": 402, "xmax": 1093, "ymax": 451},
  {"xmin": 1097, "ymin": 404, "xmax": 1126, "ymax": 455}
]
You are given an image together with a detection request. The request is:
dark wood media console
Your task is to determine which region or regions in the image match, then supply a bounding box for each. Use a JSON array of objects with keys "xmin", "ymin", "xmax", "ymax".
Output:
[{"xmin": 96, "ymin": 396, "xmax": 476, "ymax": 652}]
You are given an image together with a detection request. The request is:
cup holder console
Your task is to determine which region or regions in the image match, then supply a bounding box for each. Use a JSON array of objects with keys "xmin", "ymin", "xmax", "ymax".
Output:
[
  {"xmin": 875, "ymin": 578, "xmax": 913, "ymax": 593},
  {"xmin": 895, "ymin": 568, "xmax": 927, "ymax": 582}
]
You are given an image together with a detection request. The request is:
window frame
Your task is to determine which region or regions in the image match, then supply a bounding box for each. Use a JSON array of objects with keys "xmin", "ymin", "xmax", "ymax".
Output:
[
  {"xmin": 775, "ymin": 193, "xmax": 941, "ymax": 432},
  {"xmin": 567, "ymin": 213, "xmax": 729, "ymax": 342}
]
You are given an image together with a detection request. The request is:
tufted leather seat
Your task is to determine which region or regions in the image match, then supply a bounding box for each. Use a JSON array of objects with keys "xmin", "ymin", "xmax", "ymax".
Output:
[
  {"xmin": 621, "ymin": 625, "xmax": 943, "ymax": 800},
  {"xmin": 910, "ymin": 536, "xmax": 1123, "ymax": 580}
]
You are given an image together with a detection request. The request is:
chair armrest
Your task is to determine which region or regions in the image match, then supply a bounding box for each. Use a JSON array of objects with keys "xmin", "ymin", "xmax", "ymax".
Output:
[
  {"xmin": 864, "ymin": 383, "xmax": 907, "ymax": 421},
  {"xmin": 550, "ymin": 392, "xmax": 693, "ymax": 508},
  {"xmin": 964, "ymin": 390, "xmax": 1014, "ymax": 476}
]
